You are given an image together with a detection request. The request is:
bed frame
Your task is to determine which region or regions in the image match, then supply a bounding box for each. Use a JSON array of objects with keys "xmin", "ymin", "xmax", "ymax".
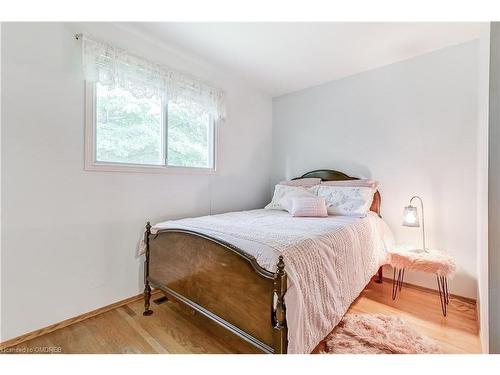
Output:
[{"xmin": 142, "ymin": 169, "xmax": 382, "ymax": 354}]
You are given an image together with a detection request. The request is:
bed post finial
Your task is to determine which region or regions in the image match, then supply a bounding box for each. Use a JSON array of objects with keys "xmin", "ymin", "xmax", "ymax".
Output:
[
  {"xmin": 143, "ymin": 221, "xmax": 153, "ymax": 316},
  {"xmin": 277, "ymin": 255, "xmax": 285, "ymax": 271},
  {"xmin": 272, "ymin": 255, "xmax": 287, "ymax": 354}
]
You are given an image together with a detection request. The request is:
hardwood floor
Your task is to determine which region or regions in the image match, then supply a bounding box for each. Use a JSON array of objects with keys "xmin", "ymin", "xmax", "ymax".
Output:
[{"xmin": 2, "ymin": 280, "xmax": 481, "ymax": 354}]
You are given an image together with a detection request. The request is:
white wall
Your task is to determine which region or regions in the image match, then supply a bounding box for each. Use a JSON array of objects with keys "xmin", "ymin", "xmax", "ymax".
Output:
[
  {"xmin": 272, "ymin": 41, "xmax": 480, "ymax": 298},
  {"xmin": 0, "ymin": 22, "xmax": 273, "ymax": 341}
]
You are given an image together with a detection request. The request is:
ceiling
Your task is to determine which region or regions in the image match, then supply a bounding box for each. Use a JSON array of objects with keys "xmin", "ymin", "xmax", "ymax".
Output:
[{"xmin": 129, "ymin": 22, "xmax": 483, "ymax": 97}]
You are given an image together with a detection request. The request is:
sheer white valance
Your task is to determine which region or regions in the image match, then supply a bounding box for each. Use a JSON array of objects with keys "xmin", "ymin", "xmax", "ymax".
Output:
[{"xmin": 81, "ymin": 35, "xmax": 226, "ymax": 122}]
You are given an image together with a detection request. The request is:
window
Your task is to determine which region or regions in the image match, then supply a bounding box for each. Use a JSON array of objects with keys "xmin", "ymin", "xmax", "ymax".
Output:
[
  {"xmin": 81, "ymin": 35, "xmax": 224, "ymax": 173},
  {"xmin": 85, "ymin": 82, "xmax": 216, "ymax": 173}
]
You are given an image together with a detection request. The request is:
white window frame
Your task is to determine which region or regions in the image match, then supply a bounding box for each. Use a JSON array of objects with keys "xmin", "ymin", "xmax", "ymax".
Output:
[{"xmin": 84, "ymin": 82, "xmax": 218, "ymax": 175}]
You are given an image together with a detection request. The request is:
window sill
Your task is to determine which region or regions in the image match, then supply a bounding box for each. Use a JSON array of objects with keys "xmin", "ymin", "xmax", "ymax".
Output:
[{"xmin": 84, "ymin": 162, "xmax": 217, "ymax": 175}]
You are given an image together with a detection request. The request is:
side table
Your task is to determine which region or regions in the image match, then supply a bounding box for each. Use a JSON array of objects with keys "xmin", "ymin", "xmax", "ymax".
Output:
[{"xmin": 388, "ymin": 248, "xmax": 456, "ymax": 316}]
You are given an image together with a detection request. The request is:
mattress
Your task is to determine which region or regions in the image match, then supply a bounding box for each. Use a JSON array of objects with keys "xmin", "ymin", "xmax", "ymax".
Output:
[{"xmin": 147, "ymin": 209, "xmax": 394, "ymax": 353}]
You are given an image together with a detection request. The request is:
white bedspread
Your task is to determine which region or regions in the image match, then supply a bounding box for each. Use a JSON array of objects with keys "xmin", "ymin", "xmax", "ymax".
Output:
[{"xmin": 145, "ymin": 209, "xmax": 394, "ymax": 354}]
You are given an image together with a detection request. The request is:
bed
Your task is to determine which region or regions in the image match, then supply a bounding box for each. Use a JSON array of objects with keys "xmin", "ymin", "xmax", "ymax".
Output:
[{"xmin": 141, "ymin": 169, "xmax": 392, "ymax": 354}]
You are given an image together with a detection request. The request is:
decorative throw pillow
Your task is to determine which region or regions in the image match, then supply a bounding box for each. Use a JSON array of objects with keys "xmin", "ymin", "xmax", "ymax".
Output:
[
  {"xmin": 317, "ymin": 185, "xmax": 376, "ymax": 217},
  {"xmin": 279, "ymin": 177, "xmax": 322, "ymax": 188},
  {"xmin": 320, "ymin": 179, "xmax": 379, "ymax": 189},
  {"xmin": 280, "ymin": 189, "xmax": 317, "ymax": 212},
  {"xmin": 290, "ymin": 196, "xmax": 328, "ymax": 217},
  {"xmin": 265, "ymin": 185, "xmax": 319, "ymax": 210}
]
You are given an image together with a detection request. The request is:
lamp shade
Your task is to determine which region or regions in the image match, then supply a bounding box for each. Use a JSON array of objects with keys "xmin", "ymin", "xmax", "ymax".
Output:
[{"xmin": 403, "ymin": 205, "xmax": 420, "ymax": 227}]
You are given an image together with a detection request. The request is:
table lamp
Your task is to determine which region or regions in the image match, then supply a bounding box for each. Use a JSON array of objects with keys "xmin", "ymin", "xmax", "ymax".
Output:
[{"xmin": 402, "ymin": 195, "xmax": 427, "ymax": 252}]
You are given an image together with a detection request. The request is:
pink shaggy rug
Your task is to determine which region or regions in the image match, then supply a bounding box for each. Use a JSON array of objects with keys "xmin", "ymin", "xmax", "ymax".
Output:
[{"xmin": 319, "ymin": 314, "xmax": 442, "ymax": 354}]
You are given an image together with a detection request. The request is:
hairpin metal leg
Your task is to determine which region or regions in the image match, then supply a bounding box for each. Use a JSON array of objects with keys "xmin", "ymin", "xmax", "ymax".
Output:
[
  {"xmin": 444, "ymin": 277, "xmax": 449, "ymax": 305},
  {"xmin": 399, "ymin": 269, "xmax": 405, "ymax": 291},
  {"xmin": 392, "ymin": 268, "xmax": 397, "ymax": 300},
  {"xmin": 392, "ymin": 267, "xmax": 405, "ymax": 300},
  {"xmin": 436, "ymin": 275, "xmax": 448, "ymax": 317}
]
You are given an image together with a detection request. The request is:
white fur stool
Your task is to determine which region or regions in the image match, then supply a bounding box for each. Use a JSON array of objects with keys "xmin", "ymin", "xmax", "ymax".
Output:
[{"xmin": 388, "ymin": 248, "xmax": 456, "ymax": 316}]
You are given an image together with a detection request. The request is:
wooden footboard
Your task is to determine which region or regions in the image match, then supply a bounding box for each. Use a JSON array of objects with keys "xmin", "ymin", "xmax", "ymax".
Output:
[{"xmin": 143, "ymin": 224, "xmax": 288, "ymax": 354}]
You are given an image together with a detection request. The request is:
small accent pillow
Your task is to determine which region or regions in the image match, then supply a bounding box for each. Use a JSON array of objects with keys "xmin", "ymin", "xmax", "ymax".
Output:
[
  {"xmin": 290, "ymin": 196, "xmax": 328, "ymax": 217},
  {"xmin": 279, "ymin": 177, "xmax": 322, "ymax": 188},
  {"xmin": 320, "ymin": 179, "xmax": 379, "ymax": 189},
  {"xmin": 265, "ymin": 185, "xmax": 319, "ymax": 210},
  {"xmin": 280, "ymin": 189, "xmax": 317, "ymax": 212},
  {"xmin": 317, "ymin": 185, "xmax": 376, "ymax": 217}
]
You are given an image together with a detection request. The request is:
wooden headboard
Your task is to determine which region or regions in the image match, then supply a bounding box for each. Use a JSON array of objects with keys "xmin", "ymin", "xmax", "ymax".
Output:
[{"xmin": 293, "ymin": 169, "xmax": 381, "ymax": 216}]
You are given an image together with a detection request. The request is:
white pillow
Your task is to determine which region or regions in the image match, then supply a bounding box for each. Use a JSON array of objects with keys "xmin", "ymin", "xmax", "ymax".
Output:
[
  {"xmin": 265, "ymin": 184, "xmax": 319, "ymax": 210},
  {"xmin": 280, "ymin": 189, "xmax": 317, "ymax": 212},
  {"xmin": 290, "ymin": 196, "xmax": 328, "ymax": 217},
  {"xmin": 317, "ymin": 185, "xmax": 375, "ymax": 217}
]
